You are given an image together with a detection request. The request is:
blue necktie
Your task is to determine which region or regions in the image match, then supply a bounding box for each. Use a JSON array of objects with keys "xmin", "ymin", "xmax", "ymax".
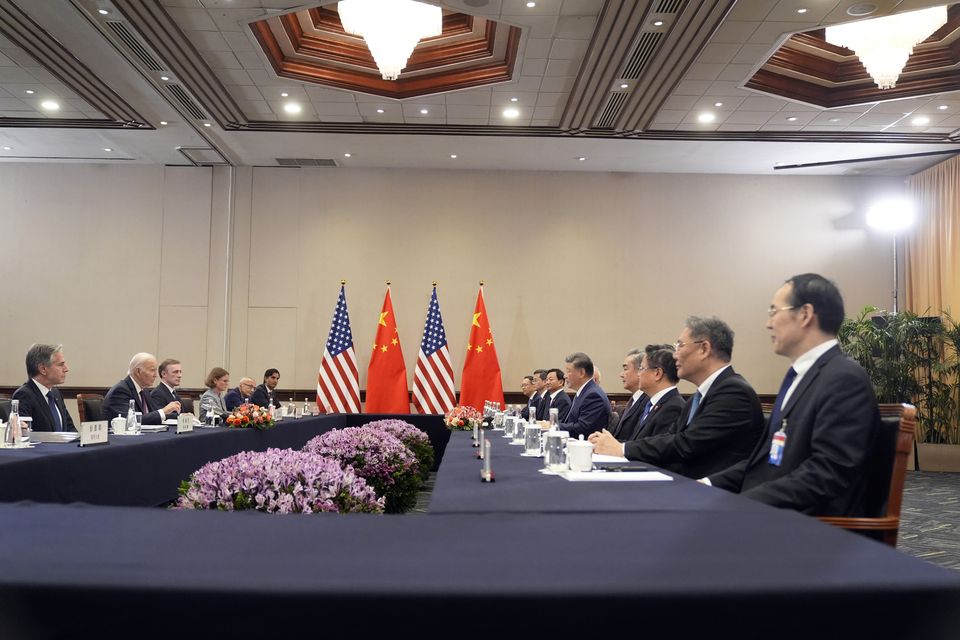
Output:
[
  {"xmin": 768, "ymin": 367, "xmax": 798, "ymax": 432},
  {"xmin": 47, "ymin": 392, "xmax": 62, "ymax": 432},
  {"xmin": 686, "ymin": 391, "xmax": 702, "ymax": 425},
  {"xmin": 639, "ymin": 400, "xmax": 653, "ymax": 424}
]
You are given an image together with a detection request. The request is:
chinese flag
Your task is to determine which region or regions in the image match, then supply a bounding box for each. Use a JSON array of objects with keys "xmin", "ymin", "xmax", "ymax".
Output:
[
  {"xmin": 459, "ymin": 285, "xmax": 504, "ymax": 411},
  {"xmin": 365, "ymin": 287, "xmax": 410, "ymax": 413}
]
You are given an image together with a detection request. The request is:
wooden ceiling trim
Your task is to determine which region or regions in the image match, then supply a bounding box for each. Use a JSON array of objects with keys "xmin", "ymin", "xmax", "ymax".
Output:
[
  {"xmin": 619, "ymin": 0, "xmax": 737, "ymax": 131},
  {"xmin": 308, "ymin": 7, "xmax": 475, "ymax": 40}
]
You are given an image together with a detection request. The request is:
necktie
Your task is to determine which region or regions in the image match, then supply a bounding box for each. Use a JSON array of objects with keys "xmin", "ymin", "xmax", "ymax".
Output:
[
  {"xmin": 141, "ymin": 389, "xmax": 152, "ymax": 414},
  {"xmin": 686, "ymin": 391, "xmax": 702, "ymax": 425},
  {"xmin": 639, "ymin": 400, "xmax": 654, "ymax": 424},
  {"xmin": 47, "ymin": 392, "xmax": 62, "ymax": 432},
  {"xmin": 768, "ymin": 367, "xmax": 798, "ymax": 432}
]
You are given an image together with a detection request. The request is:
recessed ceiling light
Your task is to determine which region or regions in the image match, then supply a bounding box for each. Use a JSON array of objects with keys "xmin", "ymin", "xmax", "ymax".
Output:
[
  {"xmin": 24, "ymin": 89, "xmax": 34, "ymax": 94},
  {"xmin": 281, "ymin": 92, "xmax": 288, "ymax": 97},
  {"xmin": 502, "ymin": 107, "xmax": 520, "ymax": 118},
  {"xmin": 376, "ymin": 108, "xmax": 384, "ymax": 113},
  {"xmin": 420, "ymin": 108, "xmax": 429, "ymax": 114},
  {"xmin": 620, "ymin": 83, "xmax": 629, "ymax": 89},
  {"xmin": 98, "ymin": 9, "xmax": 109, "ymax": 15},
  {"xmin": 283, "ymin": 102, "xmax": 302, "ymax": 114},
  {"xmin": 697, "ymin": 112, "xmax": 715, "ymax": 123},
  {"xmin": 847, "ymin": 3, "xmax": 878, "ymax": 17},
  {"xmin": 829, "ymin": 117, "xmax": 841, "ymax": 123},
  {"xmin": 714, "ymin": 101, "xmax": 723, "ymax": 107},
  {"xmin": 160, "ymin": 76, "xmax": 169, "ymax": 81},
  {"xmin": 2, "ymin": 146, "xmax": 11, "ymax": 151},
  {"xmin": 526, "ymin": 1, "xmax": 536, "ymax": 7},
  {"xmin": 577, "ymin": 156, "xmax": 586, "ymax": 161},
  {"xmin": 40, "ymin": 100, "xmax": 59, "ymax": 111},
  {"xmin": 344, "ymin": 153, "xmax": 352, "ymax": 158},
  {"xmin": 797, "ymin": 8, "xmax": 808, "ymax": 14},
  {"xmin": 103, "ymin": 148, "xmax": 112, "ymax": 152},
  {"xmin": 510, "ymin": 97, "xmax": 519, "ymax": 102},
  {"xmin": 159, "ymin": 120, "xmax": 168, "ymax": 125},
  {"xmin": 938, "ymin": 104, "xmax": 949, "ymax": 110},
  {"xmin": 912, "ymin": 116, "xmax": 930, "ymax": 125},
  {"xmin": 653, "ymin": 20, "xmax": 664, "ymax": 27},
  {"xmin": 787, "ymin": 116, "xmax": 798, "ymax": 122},
  {"xmin": 449, "ymin": 154, "xmax": 457, "ymax": 159},
  {"xmin": 203, "ymin": 122, "xmax": 211, "ymax": 127}
]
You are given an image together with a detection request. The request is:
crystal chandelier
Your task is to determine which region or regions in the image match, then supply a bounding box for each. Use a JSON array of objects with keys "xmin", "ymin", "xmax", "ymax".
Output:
[
  {"xmin": 338, "ymin": 0, "xmax": 443, "ymax": 81},
  {"xmin": 825, "ymin": 6, "xmax": 947, "ymax": 90}
]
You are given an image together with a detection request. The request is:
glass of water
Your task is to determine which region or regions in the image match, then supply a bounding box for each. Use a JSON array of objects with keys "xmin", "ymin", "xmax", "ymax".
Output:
[
  {"xmin": 545, "ymin": 431, "xmax": 569, "ymax": 471},
  {"xmin": 524, "ymin": 424, "xmax": 541, "ymax": 455}
]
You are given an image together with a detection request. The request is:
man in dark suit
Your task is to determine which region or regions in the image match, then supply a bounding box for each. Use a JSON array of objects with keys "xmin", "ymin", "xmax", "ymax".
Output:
[
  {"xmin": 556, "ymin": 352, "xmax": 611, "ymax": 438},
  {"xmin": 150, "ymin": 358, "xmax": 182, "ymax": 418},
  {"xmin": 103, "ymin": 353, "xmax": 181, "ymax": 425},
  {"xmin": 611, "ymin": 317, "xmax": 764, "ymax": 479},
  {"xmin": 707, "ymin": 274, "xmax": 882, "ymax": 517},
  {"xmin": 519, "ymin": 373, "xmax": 538, "ymax": 421},
  {"xmin": 528, "ymin": 369, "xmax": 549, "ymax": 420},
  {"xmin": 12, "ymin": 343, "xmax": 76, "ymax": 432},
  {"xmin": 540, "ymin": 368, "xmax": 572, "ymax": 422},
  {"xmin": 608, "ymin": 347, "xmax": 649, "ymax": 440},
  {"xmin": 591, "ymin": 344, "xmax": 685, "ymax": 454},
  {"xmin": 250, "ymin": 368, "xmax": 281, "ymax": 409},
  {"xmin": 224, "ymin": 377, "xmax": 256, "ymax": 411}
]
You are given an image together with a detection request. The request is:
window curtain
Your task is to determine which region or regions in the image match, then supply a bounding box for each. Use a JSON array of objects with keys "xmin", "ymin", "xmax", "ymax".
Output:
[{"xmin": 906, "ymin": 155, "xmax": 960, "ymax": 315}]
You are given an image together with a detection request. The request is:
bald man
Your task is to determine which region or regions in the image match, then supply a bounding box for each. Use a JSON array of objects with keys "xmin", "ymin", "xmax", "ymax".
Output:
[
  {"xmin": 224, "ymin": 377, "xmax": 256, "ymax": 411},
  {"xmin": 103, "ymin": 352, "xmax": 181, "ymax": 425}
]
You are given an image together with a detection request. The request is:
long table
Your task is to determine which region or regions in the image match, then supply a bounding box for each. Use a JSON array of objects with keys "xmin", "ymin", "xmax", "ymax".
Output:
[
  {"xmin": 0, "ymin": 429, "xmax": 958, "ymax": 639},
  {"xmin": 0, "ymin": 413, "xmax": 449, "ymax": 507}
]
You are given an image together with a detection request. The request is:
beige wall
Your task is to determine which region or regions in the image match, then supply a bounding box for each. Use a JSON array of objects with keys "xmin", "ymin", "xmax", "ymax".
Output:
[{"xmin": 1, "ymin": 163, "xmax": 903, "ymax": 419}]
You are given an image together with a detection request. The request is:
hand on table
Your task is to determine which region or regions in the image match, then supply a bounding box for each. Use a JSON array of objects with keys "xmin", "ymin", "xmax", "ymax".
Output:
[
  {"xmin": 163, "ymin": 401, "xmax": 182, "ymax": 415},
  {"xmin": 588, "ymin": 429, "xmax": 624, "ymax": 457}
]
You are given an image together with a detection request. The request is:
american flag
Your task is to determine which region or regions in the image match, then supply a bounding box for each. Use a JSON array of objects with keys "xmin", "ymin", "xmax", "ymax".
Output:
[
  {"xmin": 317, "ymin": 285, "xmax": 361, "ymax": 414},
  {"xmin": 412, "ymin": 287, "xmax": 456, "ymax": 414}
]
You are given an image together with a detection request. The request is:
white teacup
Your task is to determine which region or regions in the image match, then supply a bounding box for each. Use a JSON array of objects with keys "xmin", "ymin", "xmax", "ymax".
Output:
[
  {"xmin": 567, "ymin": 439, "xmax": 594, "ymax": 472},
  {"xmin": 111, "ymin": 415, "xmax": 126, "ymax": 435}
]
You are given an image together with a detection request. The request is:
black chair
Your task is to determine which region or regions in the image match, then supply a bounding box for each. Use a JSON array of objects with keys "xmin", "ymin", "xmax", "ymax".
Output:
[
  {"xmin": 0, "ymin": 397, "xmax": 10, "ymax": 422},
  {"xmin": 76, "ymin": 394, "xmax": 105, "ymax": 423},
  {"xmin": 818, "ymin": 403, "xmax": 916, "ymax": 548},
  {"xmin": 179, "ymin": 396, "xmax": 195, "ymax": 416}
]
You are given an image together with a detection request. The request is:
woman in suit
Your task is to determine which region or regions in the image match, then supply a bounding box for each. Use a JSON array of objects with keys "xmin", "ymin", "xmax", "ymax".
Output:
[{"xmin": 199, "ymin": 367, "xmax": 230, "ymax": 421}]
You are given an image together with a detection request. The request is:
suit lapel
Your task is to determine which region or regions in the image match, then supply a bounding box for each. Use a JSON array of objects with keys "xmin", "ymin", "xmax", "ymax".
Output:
[
  {"xmin": 780, "ymin": 346, "xmax": 840, "ymax": 421},
  {"xmin": 125, "ymin": 377, "xmax": 144, "ymax": 413},
  {"xmin": 27, "ymin": 380, "xmax": 50, "ymax": 429}
]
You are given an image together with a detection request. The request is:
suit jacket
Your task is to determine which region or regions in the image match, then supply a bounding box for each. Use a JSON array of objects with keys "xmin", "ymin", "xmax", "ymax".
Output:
[
  {"xmin": 709, "ymin": 346, "xmax": 881, "ymax": 517},
  {"xmin": 535, "ymin": 390, "xmax": 554, "ymax": 420},
  {"xmin": 250, "ymin": 384, "xmax": 280, "ymax": 409},
  {"xmin": 610, "ymin": 393, "xmax": 648, "ymax": 440},
  {"xmin": 625, "ymin": 388, "xmax": 685, "ymax": 441},
  {"xmin": 11, "ymin": 379, "xmax": 76, "ymax": 432},
  {"xmin": 624, "ymin": 367, "xmax": 764, "ymax": 479},
  {"xmin": 102, "ymin": 376, "xmax": 164, "ymax": 425},
  {"xmin": 557, "ymin": 379, "xmax": 611, "ymax": 438},
  {"xmin": 150, "ymin": 383, "xmax": 180, "ymax": 418},
  {"xmin": 224, "ymin": 387, "xmax": 246, "ymax": 411},
  {"xmin": 520, "ymin": 391, "xmax": 542, "ymax": 421},
  {"xmin": 542, "ymin": 389, "xmax": 572, "ymax": 422},
  {"xmin": 199, "ymin": 389, "xmax": 229, "ymax": 418}
]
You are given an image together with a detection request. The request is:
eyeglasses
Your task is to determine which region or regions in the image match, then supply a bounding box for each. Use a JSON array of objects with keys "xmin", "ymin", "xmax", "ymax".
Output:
[
  {"xmin": 637, "ymin": 366, "xmax": 661, "ymax": 373},
  {"xmin": 674, "ymin": 339, "xmax": 705, "ymax": 350},
  {"xmin": 767, "ymin": 305, "xmax": 796, "ymax": 318}
]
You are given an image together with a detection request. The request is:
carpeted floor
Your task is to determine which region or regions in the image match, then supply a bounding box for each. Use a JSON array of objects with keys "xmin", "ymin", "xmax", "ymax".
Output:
[{"xmin": 898, "ymin": 471, "xmax": 960, "ymax": 570}]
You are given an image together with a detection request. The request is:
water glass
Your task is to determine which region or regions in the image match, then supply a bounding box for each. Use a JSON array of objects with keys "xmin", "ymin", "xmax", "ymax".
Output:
[
  {"xmin": 545, "ymin": 431, "xmax": 569, "ymax": 471},
  {"xmin": 524, "ymin": 425, "xmax": 541, "ymax": 455}
]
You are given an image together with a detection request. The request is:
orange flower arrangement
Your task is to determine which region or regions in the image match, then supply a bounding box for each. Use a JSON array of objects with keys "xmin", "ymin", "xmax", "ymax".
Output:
[{"xmin": 225, "ymin": 403, "xmax": 276, "ymax": 430}]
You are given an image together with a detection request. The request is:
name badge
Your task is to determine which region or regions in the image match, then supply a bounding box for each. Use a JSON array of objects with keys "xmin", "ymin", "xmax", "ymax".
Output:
[
  {"xmin": 768, "ymin": 420, "xmax": 787, "ymax": 466},
  {"xmin": 177, "ymin": 413, "xmax": 195, "ymax": 434},
  {"xmin": 79, "ymin": 421, "xmax": 109, "ymax": 447}
]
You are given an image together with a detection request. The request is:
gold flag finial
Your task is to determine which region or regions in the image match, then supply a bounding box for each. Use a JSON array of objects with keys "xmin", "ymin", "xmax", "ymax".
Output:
[
  {"xmin": 479, "ymin": 280, "xmax": 485, "ymax": 286},
  {"xmin": 386, "ymin": 280, "xmax": 391, "ymax": 286},
  {"xmin": 340, "ymin": 279, "xmax": 346, "ymax": 285}
]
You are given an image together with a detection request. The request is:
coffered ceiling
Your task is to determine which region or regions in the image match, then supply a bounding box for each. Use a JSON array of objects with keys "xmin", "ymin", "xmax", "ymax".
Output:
[{"xmin": 0, "ymin": 0, "xmax": 958, "ymax": 174}]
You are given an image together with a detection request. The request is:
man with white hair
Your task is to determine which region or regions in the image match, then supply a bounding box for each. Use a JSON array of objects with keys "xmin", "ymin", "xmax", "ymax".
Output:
[{"xmin": 103, "ymin": 353, "xmax": 181, "ymax": 425}]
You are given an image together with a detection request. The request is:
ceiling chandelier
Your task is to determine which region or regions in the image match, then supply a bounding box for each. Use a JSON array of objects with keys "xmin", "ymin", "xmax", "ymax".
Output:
[
  {"xmin": 825, "ymin": 5, "xmax": 948, "ymax": 90},
  {"xmin": 338, "ymin": 0, "xmax": 443, "ymax": 81}
]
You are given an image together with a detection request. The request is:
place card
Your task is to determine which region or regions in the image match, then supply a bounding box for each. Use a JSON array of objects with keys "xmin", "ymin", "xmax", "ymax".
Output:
[
  {"xmin": 79, "ymin": 421, "xmax": 109, "ymax": 447},
  {"xmin": 176, "ymin": 413, "xmax": 195, "ymax": 434}
]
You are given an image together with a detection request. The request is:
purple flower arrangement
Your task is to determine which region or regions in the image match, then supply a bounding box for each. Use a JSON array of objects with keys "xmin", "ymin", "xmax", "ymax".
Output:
[
  {"xmin": 303, "ymin": 426, "xmax": 420, "ymax": 513},
  {"xmin": 363, "ymin": 419, "xmax": 435, "ymax": 482},
  {"xmin": 175, "ymin": 448, "xmax": 384, "ymax": 514}
]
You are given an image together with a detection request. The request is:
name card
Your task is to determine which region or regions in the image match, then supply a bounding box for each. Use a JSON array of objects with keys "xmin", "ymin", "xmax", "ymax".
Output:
[
  {"xmin": 177, "ymin": 413, "xmax": 195, "ymax": 434},
  {"xmin": 79, "ymin": 421, "xmax": 109, "ymax": 447}
]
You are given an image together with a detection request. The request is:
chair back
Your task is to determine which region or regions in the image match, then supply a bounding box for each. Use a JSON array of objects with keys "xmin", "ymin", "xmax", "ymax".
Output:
[
  {"xmin": 76, "ymin": 393, "xmax": 105, "ymax": 423},
  {"xmin": 818, "ymin": 403, "xmax": 916, "ymax": 547},
  {"xmin": 0, "ymin": 397, "xmax": 10, "ymax": 422},
  {"xmin": 179, "ymin": 396, "xmax": 195, "ymax": 416},
  {"xmin": 607, "ymin": 410, "xmax": 619, "ymax": 431}
]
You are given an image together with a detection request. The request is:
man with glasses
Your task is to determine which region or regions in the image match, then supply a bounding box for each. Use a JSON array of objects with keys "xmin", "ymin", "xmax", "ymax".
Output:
[
  {"xmin": 597, "ymin": 317, "xmax": 764, "ymax": 478},
  {"xmin": 521, "ymin": 369, "xmax": 547, "ymax": 421},
  {"xmin": 705, "ymin": 274, "xmax": 881, "ymax": 517},
  {"xmin": 592, "ymin": 344, "xmax": 685, "ymax": 454}
]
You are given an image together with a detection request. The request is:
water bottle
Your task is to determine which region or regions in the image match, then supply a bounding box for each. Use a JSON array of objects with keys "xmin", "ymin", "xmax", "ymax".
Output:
[
  {"xmin": 288, "ymin": 397, "xmax": 295, "ymax": 417},
  {"xmin": 126, "ymin": 399, "xmax": 139, "ymax": 434},
  {"xmin": 5, "ymin": 399, "xmax": 20, "ymax": 446},
  {"xmin": 302, "ymin": 400, "xmax": 310, "ymax": 416}
]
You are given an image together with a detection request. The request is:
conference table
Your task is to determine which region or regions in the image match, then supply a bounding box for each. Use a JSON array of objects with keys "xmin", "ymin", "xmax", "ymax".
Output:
[{"xmin": 0, "ymin": 423, "xmax": 958, "ymax": 639}]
